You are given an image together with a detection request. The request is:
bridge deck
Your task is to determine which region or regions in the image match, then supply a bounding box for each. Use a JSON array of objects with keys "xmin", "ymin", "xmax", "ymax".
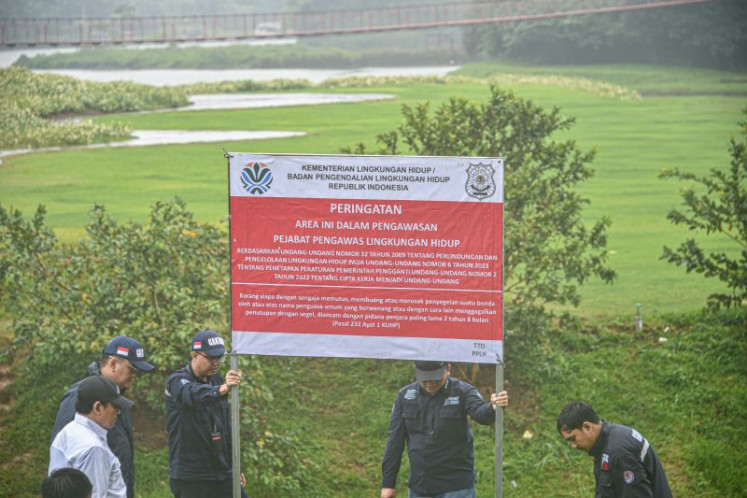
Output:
[{"xmin": 0, "ymin": 0, "xmax": 713, "ymax": 48}]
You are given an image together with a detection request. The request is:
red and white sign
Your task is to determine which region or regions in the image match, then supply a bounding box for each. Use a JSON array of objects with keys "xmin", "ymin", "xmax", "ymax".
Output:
[{"xmin": 229, "ymin": 154, "xmax": 503, "ymax": 363}]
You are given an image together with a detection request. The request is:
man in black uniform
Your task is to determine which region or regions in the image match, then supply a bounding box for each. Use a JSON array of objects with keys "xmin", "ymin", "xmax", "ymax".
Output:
[
  {"xmin": 556, "ymin": 401, "xmax": 672, "ymax": 498},
  {"xmin": 380, "ymin": 361, "xmax": 508, "ymax": 498},
  {"xmin": 165, "ymin": 329, "xmax": 248, "ymax": 498},
  {"xmin": 51, "ymin": 335, "xmax": 155, "ymax": 498}
]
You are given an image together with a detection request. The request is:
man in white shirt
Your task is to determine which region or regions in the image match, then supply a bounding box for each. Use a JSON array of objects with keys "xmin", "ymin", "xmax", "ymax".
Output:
[{"xmin": 50, "ymin": 375, "xmax": 132, "ymax": 498}]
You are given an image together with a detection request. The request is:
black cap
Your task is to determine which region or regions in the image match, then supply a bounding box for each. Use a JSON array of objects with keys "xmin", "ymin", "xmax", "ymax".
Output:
[
  {"xmin": 79, "ymin": 375, "xmax": 134, "ymax": 410},
  {"xmin": 191, "ymin": 329, "xmax": 227, "ymax": 357},
  {"xmin": 103, "ymin": 335, "xmax": 156, "ymax": 372},
  {"xmin": 414, "ymin": 361, "xmax": 448, "ymax": 382}
]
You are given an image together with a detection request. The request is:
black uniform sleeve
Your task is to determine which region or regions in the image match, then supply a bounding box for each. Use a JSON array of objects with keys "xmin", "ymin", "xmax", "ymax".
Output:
[
  {"xmin": 50, "ymin": 385, "xmax": 78, "ymax": 443},
  {"xmin": 167, "ymin": 374, "xmax": 223, "ymax": 408},
  {"xmin": 381, "ymin": 394, "xmax": 406, "ymax": 489},
  {"xmin": 462, "ymin": 384, "xmax": 495, "ymax": 425},
  {"xmin": 643, "ymin": 444, "xmax": 673, "ymax": 498},
  {"xmin": 610, "ymin": 441, "xmax": 654, "ymax": 498}
]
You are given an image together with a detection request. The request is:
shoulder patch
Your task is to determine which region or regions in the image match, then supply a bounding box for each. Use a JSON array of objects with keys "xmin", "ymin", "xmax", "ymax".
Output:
[
  {"xmin": 601, "ymin": 453, "xmax": 610, "ymax": 471},
  {"xmin": 623, "ymin": 471, "xmax": 635, "ymax": 484},
  {"xmin": 404, "ymin": 388, "xmax": 417, "ymax": 400},
  {"xmin": 180, "ymin": 378, "xmax": 189, "ymax": 385}
]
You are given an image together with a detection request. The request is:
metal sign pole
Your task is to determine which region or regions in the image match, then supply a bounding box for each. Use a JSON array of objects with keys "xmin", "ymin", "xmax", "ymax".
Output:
[
  {"xmin": 226, "ymin": 151, "xmax": 241, "ymax": 498},
  {"xmin": 496, "ymin": 155, "xmax": 505, "ymax": 498},
  {"xmin": 495, "ymin": 359, "xmax": 504, "ymax": 497},
  {"xmin": 231, "ymin": 351, "xmax": 241, "ymax": 498}
]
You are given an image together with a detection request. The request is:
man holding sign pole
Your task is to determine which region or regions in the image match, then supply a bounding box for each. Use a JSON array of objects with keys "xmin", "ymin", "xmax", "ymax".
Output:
[
  {"xmin": 165, "ymin": 330, "xmax": 247, "ymax": 498},
  {"xmin": 381, "ymin": 361, "xmax": 508, "ymax": 498}
]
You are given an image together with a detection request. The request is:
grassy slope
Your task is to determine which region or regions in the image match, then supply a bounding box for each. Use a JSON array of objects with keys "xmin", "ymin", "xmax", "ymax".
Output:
[
  {"xmin": 3, "ymin": 311, "xmax": 744, "ymax": 497},
  {"xmin": 264, "ymin": 311, "xmax": 747, "ymax": 498}
]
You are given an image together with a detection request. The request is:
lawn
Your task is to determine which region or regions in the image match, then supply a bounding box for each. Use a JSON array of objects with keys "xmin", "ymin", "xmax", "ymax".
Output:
[{"xmin": 1, "ymin": 65, "xmax": 743, "ymax": 316}]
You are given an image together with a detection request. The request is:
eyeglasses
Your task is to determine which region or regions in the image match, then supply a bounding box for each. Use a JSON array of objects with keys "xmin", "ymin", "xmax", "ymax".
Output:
[
  {"xmin": 197, "ymin": 352, "xmax": 226, "ymax": 365},
  {"xmin": 110, "ymin": 356, "xmax": 137, "ymax": 374}
]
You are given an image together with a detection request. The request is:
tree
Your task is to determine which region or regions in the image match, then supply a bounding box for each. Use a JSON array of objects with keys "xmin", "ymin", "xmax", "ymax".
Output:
[
  {"xmin": 343, "ymin": 86, "xmax": 616, "ymax": 313},
  {"xmin": 0, "ymin": 199, "xmax": 228, "ymax": 391},
  {"xmin": 660, "ymin": 110, "xmax": 747, "ymax": 309},
  {"xmin": 461, "ymin": 0, "xmax": 747, "ymax": 70}
]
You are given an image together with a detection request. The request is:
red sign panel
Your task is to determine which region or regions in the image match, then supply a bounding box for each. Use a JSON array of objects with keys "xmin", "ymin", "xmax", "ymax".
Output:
[{"xmin": 229, "ymin": 154, "xmax": 503, "ymax": 363}]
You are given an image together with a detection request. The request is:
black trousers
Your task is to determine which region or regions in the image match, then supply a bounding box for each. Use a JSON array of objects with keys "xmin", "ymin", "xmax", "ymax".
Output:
[{"xmin": 170, "ymin": 477, "xmax": 249, "ymax": 498}]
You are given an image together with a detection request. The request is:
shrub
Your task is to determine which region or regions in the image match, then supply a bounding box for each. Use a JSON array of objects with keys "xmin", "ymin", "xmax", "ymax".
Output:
[
  {"xmin": 343, "ymin": 85, "xmax": 616, "ymax": 313},
  {"xmin": 660, "ymin": 109, "xmax": 747, "ymax": 309}
]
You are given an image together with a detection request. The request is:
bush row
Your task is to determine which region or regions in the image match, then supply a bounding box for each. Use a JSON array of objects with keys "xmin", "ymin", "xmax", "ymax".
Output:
[
  {"xmin": 1, "ymin": 67, "xmax": 187, "ymax": 118},
  {"xmin": 0, "ymin": 67, "xmax": 187, "ymax": 149},
  {"xmin": 15, "ymin": 44, "xmax": 463, "ymax": 70},
  {"xmin": 0, "ymin": 102, "xmax": 132, "ymax": 150}
]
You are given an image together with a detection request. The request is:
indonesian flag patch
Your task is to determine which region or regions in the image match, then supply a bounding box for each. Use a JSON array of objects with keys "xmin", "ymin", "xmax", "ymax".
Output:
[
  {"xmin": 601, "ymin": 454, "xmax": 610, "ymax": 472},
  {"xmin": 117, "ymin": 347, "xmax": 130, "ymax": 356},
  {"xmin": 194, "ymin": 341, "xmax": 202, "ymax": 350}
]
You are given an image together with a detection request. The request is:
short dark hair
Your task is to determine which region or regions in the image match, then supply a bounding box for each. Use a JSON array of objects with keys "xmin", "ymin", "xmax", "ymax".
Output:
[
  {"xmin": 556, "ymin": 401, "xmax": 600, "ymax": 433},
  {"xmin": 42, "ymin": 468, "xmax": 92, "ymax": 498},
  {"xmin": 74, "ymin": 395, "xmax": 95, "ymax": 415}
]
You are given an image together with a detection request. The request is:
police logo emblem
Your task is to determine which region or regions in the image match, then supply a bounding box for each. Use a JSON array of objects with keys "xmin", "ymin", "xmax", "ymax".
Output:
[
  {"xmin": 465, "ymin": 163, "xmax": 496, "ymax": 201},
  {"xmin": 624, "ymin": 471, "xmax": 635, "ymax": 484},
  {"xmin": 404, "ymin": 389, "xmax": 417, "ymax": 400}
]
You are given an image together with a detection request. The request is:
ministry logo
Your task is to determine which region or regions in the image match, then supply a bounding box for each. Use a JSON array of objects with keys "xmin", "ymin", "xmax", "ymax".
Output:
[
  {"xmin": 241, "ymin": 161, "xmax": 273, "ymax": 195},
  {"xmin": 465, "ymin": 162, "xmax": 496, "ymax": 200}
]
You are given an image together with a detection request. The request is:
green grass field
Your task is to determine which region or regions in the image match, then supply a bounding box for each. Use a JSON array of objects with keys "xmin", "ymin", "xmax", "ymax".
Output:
[{"xmin": 1, "ymin": 64, "xmax": 743, "ymax": 316}]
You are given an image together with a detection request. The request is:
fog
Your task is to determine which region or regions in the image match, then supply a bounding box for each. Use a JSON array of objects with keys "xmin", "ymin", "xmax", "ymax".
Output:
[{"xmin": 1, "ymin": 1, "xmax": 743, "ymax": 71}]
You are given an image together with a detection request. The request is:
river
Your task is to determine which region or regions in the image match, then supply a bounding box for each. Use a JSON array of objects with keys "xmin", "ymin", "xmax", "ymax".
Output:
[
  {"xmin": 0, "ymin": 47, "xmax": 458, "ymax": 157},
  {"xmin": 31, "ymin": 66, "xmax": 457, "ymax": 86},
  {"xmin": 1, "ymin": 47, "xmax": 458, "ymax": 85}
]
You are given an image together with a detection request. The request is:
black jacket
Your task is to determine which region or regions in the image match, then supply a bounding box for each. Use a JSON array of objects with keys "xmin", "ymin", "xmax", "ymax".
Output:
[
  {"xmin": 165, "ymin": 363, "xmax": 234, "ymax": 481},
  {"xmin": 51, "ymin": 362, "xmax": 136, "ymax": 498},
  {"xmin": 381, "ymin": 377, "xmax": 496, "ymax": 495},
  {"xmin": 589, "ymin": 421, "xmax": 673, "ymax": 498}
]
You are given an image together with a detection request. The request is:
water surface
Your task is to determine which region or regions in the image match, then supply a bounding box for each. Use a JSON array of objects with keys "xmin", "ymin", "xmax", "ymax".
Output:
[{"xmin": 31, "ymin": 66, "xmax": 457, "ymax": 86}]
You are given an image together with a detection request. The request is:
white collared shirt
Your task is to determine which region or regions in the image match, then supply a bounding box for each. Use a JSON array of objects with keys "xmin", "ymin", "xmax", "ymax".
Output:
[{"xmin": 49, "ymin": 413, "xmax": 127, "ymax": 498}]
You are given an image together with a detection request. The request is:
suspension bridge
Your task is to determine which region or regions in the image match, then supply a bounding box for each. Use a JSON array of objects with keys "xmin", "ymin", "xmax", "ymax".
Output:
[{"xmin": 0, "ymin": 0, "xmax": 714, "ymax": 48}]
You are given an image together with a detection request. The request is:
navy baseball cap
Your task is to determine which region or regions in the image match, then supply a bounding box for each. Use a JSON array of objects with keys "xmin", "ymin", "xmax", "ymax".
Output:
[
  {"xmin": 103, "ymin": 336, "xmax": 156, "ymax": 372},
  {"xmin": 414, "ymin": 361, "xmax": 448, "ymax": 382},
  {"xmin": 79, "ymin": 375, "xmax": 134, "ymax": 410},
  {"xmin": 191, "ymin": 329, "xmax": 226, "ymax": 357}
]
